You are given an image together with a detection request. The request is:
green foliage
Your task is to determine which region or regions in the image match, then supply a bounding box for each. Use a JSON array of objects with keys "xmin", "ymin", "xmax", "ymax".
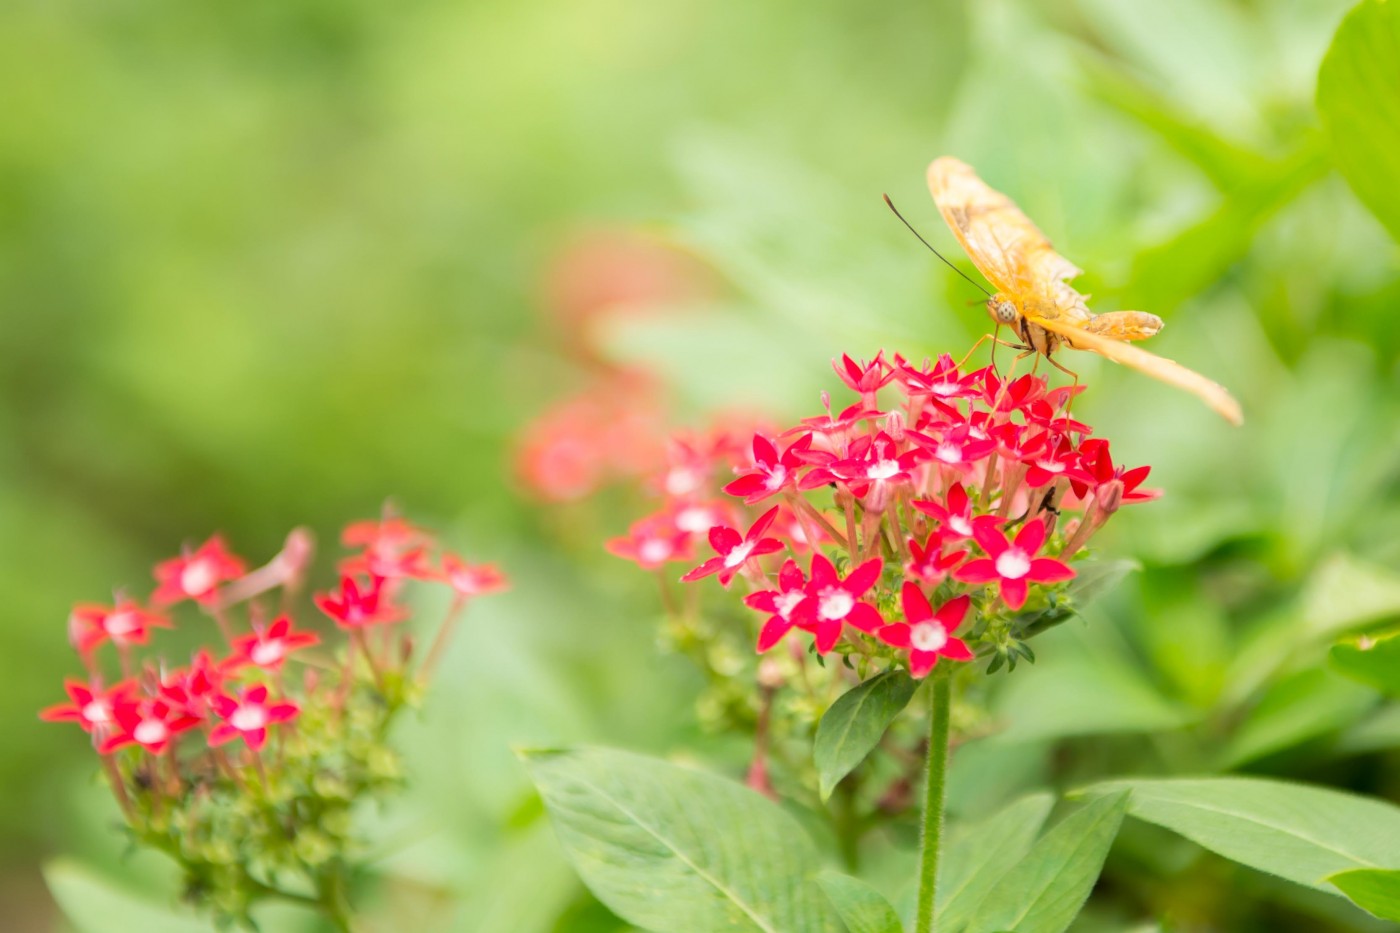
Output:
[
  {"xmin": 935, "ymin": 792, "xmax": 1055, "ymax": 933},
  {"xmin": 1079, "ymin": 778, "xmax": 1400, "ymax": 894},
  {"xmin": 1318, "ymin": 0, "xmax": 1400, "ymax": 241},
  {"xmin": 1331, "ymin": 632, "xmax": 1400, "ymax": 695},
  {"xmin": 1327, "ymin": 868, "xmax": 1400, "ymax": 922},
  {"xmin": 520, "ymin": 747, "xmax": 839, "ymax": 933},
  {"xmin": 816, "ymin": 872, "xmax": 902, "ymax": 933},
  {"xmin": 814, "ymin": 671, "xmax": 920, "ymax": 801},
  {"xmin": 962, "ymin": 792, "xmax": 1128, "ymax": 933},
  {"xmin": 43, "ymin": 859, "xmax": 209, "ymax": 933}
]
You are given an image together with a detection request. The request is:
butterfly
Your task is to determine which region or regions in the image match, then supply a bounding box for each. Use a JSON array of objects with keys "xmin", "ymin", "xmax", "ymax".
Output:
[{"xmin": 926, "ymin": 156, "xmax": 1243, "ymax": 425}]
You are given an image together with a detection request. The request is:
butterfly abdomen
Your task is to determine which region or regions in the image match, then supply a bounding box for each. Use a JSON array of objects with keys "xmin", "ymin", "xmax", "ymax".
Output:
[{"xmin": 1084, "ymin": 311, "xmax": 1164, "ymax": 343}]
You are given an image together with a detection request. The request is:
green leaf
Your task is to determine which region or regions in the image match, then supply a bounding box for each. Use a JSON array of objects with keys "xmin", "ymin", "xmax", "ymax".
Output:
[
  {"xmin": 1220, "ymin": 667, "xmax": 1377, "ymax": 768},
  {"xmin": 43, "ymin": 859, "xmax": 208, "ymax": 933},
  {"xmin": 1078, "ymin": 778, "xmax": 1400, "ymax": 892},
  {"xmin": 1331, "ymin": 631, "xmax": 1400, "ymax": 695},
  {"xmin": 816, "ymin": 872, "xmax": 902, "ymax": 933},
  {"xmin": 1318, "ymin": 0, "xmax": 1400, "ymax": 241},
  {"xmin": 964, "ymin": 792, "xmax": 1128, "ymax": 933},
  {"xmin": 1302, "ymin": 553, "xmax": 1400, "ymax": 638},
  {"xmin": 814, "ymin": 671, "xmax": 920, "ymax": 801},
  {"xmin": 937, "ymin": 792, "xmax": 1056, "ymax": 933},
  {"xmin": 1327, "ymin": 868, "xmax": 1400, "ymax": 921},
  {"xmin": 520, "ymin": 746, "xmax": 839, "ymax": 933}
]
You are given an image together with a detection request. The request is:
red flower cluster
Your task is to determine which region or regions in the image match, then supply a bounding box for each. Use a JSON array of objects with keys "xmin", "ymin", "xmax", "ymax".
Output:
[
  {"xmin": 608, "ymin": 350, "xmax": 1156, "ymax": 678},
  {"xmin": 42, "ymin": 519, "xmax": 508, "ymax": 761}
]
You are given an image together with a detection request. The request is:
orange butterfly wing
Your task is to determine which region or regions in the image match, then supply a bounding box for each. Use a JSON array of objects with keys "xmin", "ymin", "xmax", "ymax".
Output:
[
  {"xmin": 927, "ymin": 156, "xmax": 1242, "ymax": 425},
  {"xmin": 927, "ymin": 156, "xmax": 1089, "ymax": 323},
  {"xmin": 1034, "ymin": 316, "xmax": 1244, "ymax": 425}
]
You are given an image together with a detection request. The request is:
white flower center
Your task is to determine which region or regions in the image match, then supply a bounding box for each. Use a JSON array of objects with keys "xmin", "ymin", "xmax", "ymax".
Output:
[
  {"xmin": 134, "ymin": 719, "xmax": 169, "ymax": 745},
  {"xmin": 674, "ymin": 507, "xmax": 715, "ymax": 534},
  {"xmin": 817, "ymin": 588, "xmax": 854, "ymax": 621},
  {"xmin": 935, "ymin": 442, "xmax": 963, "ymax": 464},
  {"xmin": 931, "ymin": 380, "xmax": 958, "ymax": 397},
  {"xmin": 82, "ymin": 700, "xmax": 111, "ymax": 724},
  {"xmin": 180, "ymin": 559, "xmax": 218, "ymax": 596},
  {"xmin": 995, "ymin": 548, "xmax": 1031, "ymax": 580},
  {"xmin": 950, "ymin": 515, "xmax": 972, "ymax": 537},
  {"xmin": 723, "ymin": 540, "xmax": 756, "ymax": 569},
  {"xmin": 867, "ymin": 460, "xmax": 900, "ymax": 481},
  {"xmin": 664, "ymin": 467, "xmax": 704, "ymax": 497},
  {"xmin": 250, "ymin": 639, "xmax": 286, "ymax": 666},
  {"xmin": 230, "ymin": 705, "xmax": 268, "ymax": 731},
  {"xmin": 105, "ymin": 611, "xmax": 139, "ymax": 637},
  {"xmin": 639, "ymin": 539, "xmax": 672, "ymax": 564},
  {"xmin": 764, "ymin": 465, "xmax": 788, "ymax": 490},
  {"xmin": 774, "ymin": 591, "xmax": 804, "ymax": 619},
  {"xmin": 910, "ymin": 623, "xmax": 948, "ymax": 653},
  {"xmin": 1036, "ymin": 458, "xmax": 1065, "ymax": 474}
]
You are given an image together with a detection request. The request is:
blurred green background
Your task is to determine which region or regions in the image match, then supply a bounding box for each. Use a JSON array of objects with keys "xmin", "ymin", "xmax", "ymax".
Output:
[{"xmin": 4, "ymin": 0, "xmax": 1399, "ymax": 929}]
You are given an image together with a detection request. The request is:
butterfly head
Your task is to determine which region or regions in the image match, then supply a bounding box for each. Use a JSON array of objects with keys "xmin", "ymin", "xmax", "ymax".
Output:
[{"xmin": 987, "ymin": 295, "xmax": 1020, "ymax": 327}]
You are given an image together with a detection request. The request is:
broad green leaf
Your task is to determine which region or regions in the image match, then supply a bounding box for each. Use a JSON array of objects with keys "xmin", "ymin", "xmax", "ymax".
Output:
[
  {"xmin": 816, "ymin": 872, "xmax": 901, "ymax": 933},
  {"xmin": 1220, "ymin": 667, "xmax": 1377, "ymax": 768},
  {"xmin": 814, "ymin": 671, "xmax": 920, "ymax": 800},
  {"xmin": 43, "ymin": 859, "xmax": 208, "ymax": 933},
  {"xmin": 1339, "ymin": 704, "xmax": 1400, "ymax": 754},
  {"xmin": 1302, "ymin": 553, "xmax": 1400, "ymax": 638},
  {"xmin": 1327, "ymin": 868, "xmax": 1400, "ymax": 922},
  {"xmin": 964, "ymin": 792, "xmax": 1128, "ymax": 933},
  {"xmin": 1079, "ymin": 778, "xmax": 1400, "ymax": 892},
  {"xmin": 1318, "ymin": 0, "xmax": 1400, "ymax": 241},
  {"xmin": 520, "ymin": 746, "xmax": 839, "ymax": 933},
  {"xmin": 1331, "ymin": 631, "xmax": 1400, "ymax": 695},
  {"xmin": 937, "ymin": 792, "xmax": 1055, "ymax": 933}
]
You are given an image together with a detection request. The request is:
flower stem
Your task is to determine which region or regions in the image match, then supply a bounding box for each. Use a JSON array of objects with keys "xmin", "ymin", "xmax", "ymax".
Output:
[{"xmin": 915, "ymin": 675, "xmax": 952, "ymax": 933}]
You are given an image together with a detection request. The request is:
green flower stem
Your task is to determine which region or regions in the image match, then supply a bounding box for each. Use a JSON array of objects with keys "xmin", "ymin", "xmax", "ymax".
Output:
[{"xmin": 915, "ymin": 674, "xmax": 952, "ymax": 933}]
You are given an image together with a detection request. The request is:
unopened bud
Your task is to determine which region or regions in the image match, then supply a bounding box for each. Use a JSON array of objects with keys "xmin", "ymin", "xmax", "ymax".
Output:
[
  {"xmin": 757, "ymin": 658, "xmax": 785, "ymax": 690},
  {"xmin": 885, "ymin": 410, "xmax": 906, "ymax": 443},
  {"xmin": 1097, "ymin": 479, "xmax": 1124, "ymax": 517}
]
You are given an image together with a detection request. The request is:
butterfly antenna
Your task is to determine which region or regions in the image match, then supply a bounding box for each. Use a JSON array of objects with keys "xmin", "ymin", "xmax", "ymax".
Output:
[{"xmin": 883, "ymin": 194, "xmax": 992, "ymax": 298}]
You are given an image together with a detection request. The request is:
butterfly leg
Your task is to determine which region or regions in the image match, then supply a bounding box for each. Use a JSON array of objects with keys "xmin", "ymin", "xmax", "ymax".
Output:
[{"xmin": 1045, "ymin": 353, "xmax": 1082, "ymax": 420}]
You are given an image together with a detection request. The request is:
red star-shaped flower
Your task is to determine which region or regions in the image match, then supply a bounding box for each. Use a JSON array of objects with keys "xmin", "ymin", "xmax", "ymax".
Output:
[
  {"xmin": 746, "ymin": 559, "xmax": 811, "ymax": 652},
  {"xmin": 723, "ymin": 434, "xmax": 812, "ymax": 504},
  {"xmin": 152, "ymin": 536, "xmax": 247, "ymax": 607},
  {"xmin": 953, "ymin": 517, "xmax": 1074, "ymax": 610},
  {"xmin": 794, "ymin": 554, "xmax": 884, "ymax": 653},
  {"xmin": 681, "ymin": 506, "xmax": 786, "ymax": 587},
  {"xmin": 314, "ymin": 575, "xmax": 404, "ymax": 628},
  {"xmin": 904, "ymin": 529, "xmax": 968, "ymax": 584},
  {"xmin": 1071, "ymin": 439, "xmax": 1160, "ymax": 505},
  {"xmin": 606, "ymin": 516, "xmax": 694, "ymax": 571},
  {"xmin": 208, "ymin": 685, "xmax": 299, "ymax": 752},
  {"xmin": 40, "ymin": 679, "xmax": 135, "ymax": 735},
  {"xmin": 877, "ymin": 587, "xmax": 974, "ymax": 678},
  {"xmin": 227, "ymin": 617, "xmax": 321, "ymax": 671},
  {"xmin": 68, "ymin": 601, "xmax": 171, "ymax": 654},
  {"xmin": 441, "ymin": 554, "xmax": 510, "ymax": 598},
  {"xmin": 99, "ymin": 696, "xmax": 201, "ymax": 756}
]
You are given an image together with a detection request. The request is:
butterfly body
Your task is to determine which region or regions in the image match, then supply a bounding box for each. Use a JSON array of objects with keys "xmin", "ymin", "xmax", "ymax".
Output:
[{"xmin": 927, "ymin": 157, "xmax": 1242, "ymax": 425}]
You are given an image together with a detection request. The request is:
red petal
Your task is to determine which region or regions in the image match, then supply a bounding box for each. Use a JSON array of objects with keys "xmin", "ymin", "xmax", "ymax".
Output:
[
  {"xmin": 952, "ymin": 558, "xmax": 999, "ymax": 584},
  {"xmin": 971, "ymin": 522, "xmax": 1009, "ymax": 557},
  {"xmin": 709, "ymin": 525, "xmax": 741, "ymax": 554},
  {"xmin": 844, "ymin": 558, "xmax": 884, "ymax": 597},
  {"xmin": 1000, "ymin": 577, "xmax": 1028, "ymax": 611},
  {"xmin": 747, "ymin": 505, "xmax": 781, "ymax": 541},
  {"xmin": 909, "ymin": 651, "xmax": 938, "ymax": 679},
  {"xmin": 813, "ymin": 620, "xmax": 843, "ymax": 654},
  {"xmin": 845, "ymin": 601, "xmax": 884, "ymax": 634},
  {"xmin": 900, "ymin": 582, "xmax": 932, "ymax": 625},
  {"xmin": 877, "ymin": 623, "xmax": 911, "ymax": 649},
  {"xmin": 1028, "ymin": 558, "xmax": 1075, "ymax": 583},
  {"xmin": 940, "ymin": 637, "xmax": 974, "ymax": 662},
  {"xmin": 757, "ymin": 616, "xmax": 795, "ymax": 652},
  {"xmin": 1014, "ymin": 518, "xmax": 1047, "ymax": 554},
  {"xmin": 934, "ymin": 594, "xmax": 971, "ymax": 631}
]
